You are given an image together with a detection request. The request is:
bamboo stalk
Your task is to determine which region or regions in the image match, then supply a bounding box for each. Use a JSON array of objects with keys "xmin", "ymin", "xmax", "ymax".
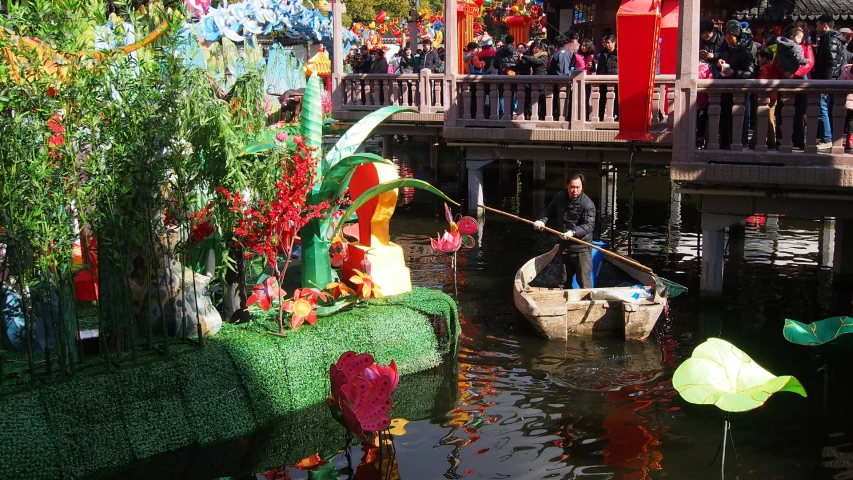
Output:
[
  {"xmin": 13, "ymin": 247, "xmax": 37, "ymax": 384},
  {"xmin": 50, "ymin": 269, "xmax": 67, "ymax": 378},
  {"xmin": 478, "ymin": 204, "xmax": 654, "ymax": 274},
  {"xmin": 85, "ymin": 227, "xmax": 111, "ymax": 371},
  {"xmin": 120, "ymin": 236, "xmax": 137, "ymax": 364},
  {"xmin": 67, "ymin": 264, "xmax": 83, "ymax": 366}
]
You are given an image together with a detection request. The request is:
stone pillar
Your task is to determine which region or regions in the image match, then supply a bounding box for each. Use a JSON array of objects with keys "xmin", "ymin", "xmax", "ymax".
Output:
[
  {"xmin": 820, "ymin": 217, "xmax": 835, "ymax": 268},
  {"xmin": 382, "ymin": 135, "xmax": 393, "ymax": 159},
  {"xmin": 669, "ymin": 187, "xmax": 682, "ymax": 252},
  {"xmin": 444, "ymin": 0, "xmax": 459, "ymax": 74},
  {"xmin": 727, "ymin": 221, "xmax": 746, "ymax": 261},
  {"xmin": 444, "ymin": 0, "xmax": 458, "ymax": 127},
  {"xmin": 701, "ymin": 228, "xmax": 726, "ymax": 295},
  {"xmin": 331, "ymin": 0, "xmax": 344, "ymax": 111},
  {"xmin": 409, "ymin": 8, "xmax": 418, "ymax": 56},
  {"xmin": 671, "ymin": 0, "xmax": 700, "ymax": 163},
  {"xmin": 700, "ymin": 212, "xmax": 744, "ymax": 296},
  {"xmin": 765, "ymin": 213, "xmax": 779, "ymax": 240},
  {"xmin": 429, "ymin": 140, "xmax": 439, "ymax": 170},
  {"xmin": 467, "ymin": 160, "xmax": 492, "ymax": 215},
  {"xmin": 833, "ymin": 219, "xmax": 853, "ymax": 277},
  {"xmin": 533, "ymin": 161, "xmax": 546, "ymax": 182}
]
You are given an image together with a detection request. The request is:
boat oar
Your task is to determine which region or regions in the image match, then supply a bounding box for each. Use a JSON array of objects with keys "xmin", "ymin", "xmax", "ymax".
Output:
[{"xmin": 478, "ymin": 204, "xmax": 654, "ymax": 274}]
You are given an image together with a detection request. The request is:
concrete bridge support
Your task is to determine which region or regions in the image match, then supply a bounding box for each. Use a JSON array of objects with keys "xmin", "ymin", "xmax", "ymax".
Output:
[
  {"xmin": 467, "ymin": 159, "xmax": 493, "ymax": 217},
  {"xmin": 820, "ymin": 217, "xmax": 835, "ymax": 268},
  {"xmin": 834, "ymin": 219, "xmax": 853, "ymax": 277},
  {"xmin": 700, "ymin": 212, "xmax": 745, "ymax": 296},
  {"xmin": 728, "ymin": 221, "xmax": 746, "ymax": 261},
  {"xmin": 382, "ymin": 135, "xmax": 393, "ymax": 159}
]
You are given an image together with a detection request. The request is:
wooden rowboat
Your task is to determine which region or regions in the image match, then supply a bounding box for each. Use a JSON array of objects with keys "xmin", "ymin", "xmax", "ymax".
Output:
[{"xmin": 513, "ymin": 245, "xmax": 666, "ymax": 341}]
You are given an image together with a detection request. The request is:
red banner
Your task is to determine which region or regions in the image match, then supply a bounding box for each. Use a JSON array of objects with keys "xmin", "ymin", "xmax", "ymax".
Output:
[
  {"xmin": 615, "ymin": 0, "xmax": 662, "ymax": 141},
  {"xmin": 659, "ymin": 0, "xmax": 678, "ymax": 75}
]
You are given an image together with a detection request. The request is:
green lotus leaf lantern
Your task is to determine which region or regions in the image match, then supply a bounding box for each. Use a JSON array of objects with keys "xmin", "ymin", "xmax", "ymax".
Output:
[
  {"xmin": 673, "ymin": 337, "xmax": 807, "ymax": 412},
  {"xmin": 783, "ymin": 316, "xmax": 853, "ymax": 349}
]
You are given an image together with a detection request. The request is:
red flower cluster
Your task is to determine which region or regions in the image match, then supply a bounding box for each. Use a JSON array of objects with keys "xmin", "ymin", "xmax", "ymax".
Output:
[
  {"xmin": 47, "ymin": 113, "xmax": 64, "ymax": 158},
  {"xmin": 219, "ymin": 136, "xmax": 329, "ymax": 272},
  {"xmin": 188, "ymin": 201, "xmax": 214, "ymax": 246}
]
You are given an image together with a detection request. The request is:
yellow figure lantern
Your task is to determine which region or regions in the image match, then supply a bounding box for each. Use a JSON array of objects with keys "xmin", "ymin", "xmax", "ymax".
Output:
[{"xmin": 342, "ymin": 163, "xmax": 412, "ymax": 296}]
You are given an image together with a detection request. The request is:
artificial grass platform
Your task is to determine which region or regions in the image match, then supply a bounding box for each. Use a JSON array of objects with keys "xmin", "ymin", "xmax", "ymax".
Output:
[{"xmin": 0, "ymin": 286, "xmax": 459, "ymax": 479}]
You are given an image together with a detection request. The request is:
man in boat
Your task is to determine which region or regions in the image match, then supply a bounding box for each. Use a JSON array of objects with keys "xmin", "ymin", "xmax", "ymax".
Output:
[{"xmin": 533, "ymin": 173, "xmax": 596, "ymax": 288}]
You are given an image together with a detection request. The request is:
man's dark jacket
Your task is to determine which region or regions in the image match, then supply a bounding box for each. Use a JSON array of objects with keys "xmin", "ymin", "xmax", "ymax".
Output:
[
  {"xmin": 813, "ymin": 29, "xmax": 846, "ymax": 79},
  {"xmin": 596, "ymin": 49, "xmax": 618, "ymax": 75},
  {"xmin": 719, "ymin": 33, "xmax": 757, "ymax": 79},
  {"xmin": 356, "ymin": 54, "xmax": 373, "ymax": 73},
  {"xmin": 699, "ymin": 29, "xmax": 725, "ymax": 65},
  {"xmin": 495, "ymin": 44, "xmax": 518, "ymax": 74},
  {"xmin": 421, "ymin": 48, "xmax": 441, "ymax": 71},
  {"xmin": 538, "ymin": 191, "xmax": 596, "ymax": 254}
]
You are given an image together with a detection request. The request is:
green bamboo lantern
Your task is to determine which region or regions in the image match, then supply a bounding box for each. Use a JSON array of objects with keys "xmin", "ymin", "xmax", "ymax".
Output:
[{"xmin": 242, "ymin": 74, "xmax": 457, "ymax": 290}]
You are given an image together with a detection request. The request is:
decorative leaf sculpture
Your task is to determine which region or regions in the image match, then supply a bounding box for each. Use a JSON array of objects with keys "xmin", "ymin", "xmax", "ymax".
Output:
[
  {"xmin": 315, "ymin": 153, "xmax": 391, "ymax": 201},
  {"xmin": 323, "ymin": 106, "xmax": 416, "ymax": 171},
  {"xmin": 783, "ymin": 316, "xmax": 853, "ymax": 347},
  {"xmin": 672, "ymin": 338, "xmax": 807, "ymax": 412},
  {"xmin": 335, "ymin": 179, "xmax": 459, "ymax": 236},
  {"xmin": 300, "ymin": 74, "xmax": 324, "ymax": 152}
]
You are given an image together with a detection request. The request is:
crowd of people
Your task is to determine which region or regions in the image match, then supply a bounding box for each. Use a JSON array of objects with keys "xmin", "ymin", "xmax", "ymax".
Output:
[
  {"xmin": 345, "ymin": 39, "xmax": 446, "ymax": 74},
  {"xmin": 341, "ymin": 15, "xmax": 853, "ymax": 144},
  {"xmin": 697, "ymin": 15, "xmax": 853, "ymax": 152}
]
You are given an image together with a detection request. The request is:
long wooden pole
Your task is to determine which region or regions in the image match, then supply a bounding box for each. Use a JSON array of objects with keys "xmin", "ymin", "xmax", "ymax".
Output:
[{"xmin": 478, "ymin": 204, "xmax": 654, "ymax": 274}]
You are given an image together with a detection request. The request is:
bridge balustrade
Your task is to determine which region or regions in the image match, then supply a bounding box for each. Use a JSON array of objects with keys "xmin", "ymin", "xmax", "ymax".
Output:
[
  {"xmin": 335, "ymin": 69, "xmax": 445, "ymax": 113},
  {"xmin": 697, "ymin": 79, "xmax": 853, "ymax": 161}
]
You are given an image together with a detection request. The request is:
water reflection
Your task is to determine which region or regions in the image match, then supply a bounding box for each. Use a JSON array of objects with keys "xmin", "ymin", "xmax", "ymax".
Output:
[{"xmin": 107, "ymin": 142, "xmax": 853, "ymax": 480}]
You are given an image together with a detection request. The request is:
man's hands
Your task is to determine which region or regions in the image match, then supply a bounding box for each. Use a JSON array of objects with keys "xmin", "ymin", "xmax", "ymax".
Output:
[
  {"xmin": 533, "ymin": 220, "xmax": 545, "ymax": 231},
  {"xmin": 560, "ymin": 230, "xmax": 575, "ymax": 240}
]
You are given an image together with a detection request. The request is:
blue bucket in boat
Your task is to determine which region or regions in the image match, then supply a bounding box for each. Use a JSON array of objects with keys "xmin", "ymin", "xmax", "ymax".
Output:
[{"xmin": 572, "ymin": 240, "xmax": 607, "ymax": 289}]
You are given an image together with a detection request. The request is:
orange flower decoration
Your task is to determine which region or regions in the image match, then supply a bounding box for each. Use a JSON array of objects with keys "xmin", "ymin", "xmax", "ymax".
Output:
[
  {"xmin": 325, "ymin": 281, "xmax": 356, "ymax": 299},
  {"xmin": 349, "ymin": 269, "xmax": 383, "ymax": 299},
  {"xmin": 283, "ymin": 288, "xmax": 318, "ymax": 329}
]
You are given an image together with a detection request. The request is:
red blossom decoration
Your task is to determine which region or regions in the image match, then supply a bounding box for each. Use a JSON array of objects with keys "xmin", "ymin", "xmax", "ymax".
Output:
[
  {"xmin": 247, "ymin": 277, "xmax": 286, "ymax": 311},
  {"xmin": 217, "ymin": 136, "xmax": 329, "ymax": 273}
]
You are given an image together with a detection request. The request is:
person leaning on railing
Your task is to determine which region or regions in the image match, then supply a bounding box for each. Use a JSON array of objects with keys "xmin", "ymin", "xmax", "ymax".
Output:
[
  {"xmin": 518, "ymin": 40, "xmax": 549, "ymax": 120},
  {"xmin": 812, "ymin": 14, "xmax": 846, "ymax": 150},
  {"xmin": 716, "ymin": 20, "xmax": 757, "ymax": 149}
]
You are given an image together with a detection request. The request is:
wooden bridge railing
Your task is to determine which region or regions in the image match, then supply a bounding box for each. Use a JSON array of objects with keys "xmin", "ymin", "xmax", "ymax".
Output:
[{"xmin": 697, "ymin": 79, "xmax": 853, "ymax": 158}]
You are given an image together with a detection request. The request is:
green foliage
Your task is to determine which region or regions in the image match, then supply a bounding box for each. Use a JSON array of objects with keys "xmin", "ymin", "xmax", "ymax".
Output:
[
  {"xmin": 0, "ymin": 287, "xmax": 459, "ymax": 479},
  {"xmin": 672, "ymin": 338, "xmax": 807, "ymax": 412}
]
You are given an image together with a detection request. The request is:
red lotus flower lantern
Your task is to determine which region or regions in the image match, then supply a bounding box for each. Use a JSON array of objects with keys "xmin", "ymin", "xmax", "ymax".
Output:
[{"xmin": 328, "ymin": 351, "xmax": 399, "ymax": 443}]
